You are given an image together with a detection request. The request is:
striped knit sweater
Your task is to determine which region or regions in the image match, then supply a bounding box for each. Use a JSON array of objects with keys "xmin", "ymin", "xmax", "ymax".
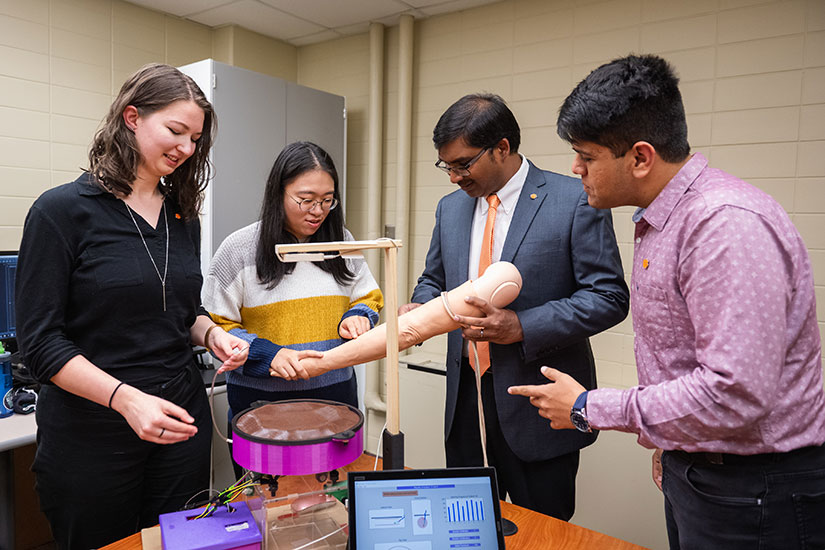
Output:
[{"xmin": 203, "ymin": 222, "xmax": 383, "ymax": 392}]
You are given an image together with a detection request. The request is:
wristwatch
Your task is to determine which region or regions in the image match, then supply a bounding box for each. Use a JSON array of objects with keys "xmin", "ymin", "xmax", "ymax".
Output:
[{"xmin": 570, "ymin": 391, "xmax": 591, "ymax": 433}]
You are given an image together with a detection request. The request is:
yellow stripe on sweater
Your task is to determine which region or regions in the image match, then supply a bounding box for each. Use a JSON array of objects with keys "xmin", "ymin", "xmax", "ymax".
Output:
[
  {"xmin": 240, "ymin": 295, "xmax": 352, "ymax": 346},
  {"xmin": 351, "ymin": 288, "xmax": 384, "ymax": 312}
]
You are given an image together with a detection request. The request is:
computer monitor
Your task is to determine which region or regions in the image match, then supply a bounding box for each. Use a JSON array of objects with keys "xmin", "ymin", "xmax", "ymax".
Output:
[{"xmin": 0, "ymin": 253, "xmax": 17, "ymax": 341}]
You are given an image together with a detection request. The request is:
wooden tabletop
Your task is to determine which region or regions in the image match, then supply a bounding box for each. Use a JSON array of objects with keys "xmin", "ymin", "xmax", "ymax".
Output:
[{"xmin": 102, "ymin": 500, "xmax": 646, "ymax": 550}]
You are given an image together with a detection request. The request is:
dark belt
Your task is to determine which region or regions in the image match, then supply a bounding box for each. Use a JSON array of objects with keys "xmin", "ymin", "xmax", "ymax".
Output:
[{"xmin": 669, "ymin": 443, "xmax": 825, "ymax": 467}]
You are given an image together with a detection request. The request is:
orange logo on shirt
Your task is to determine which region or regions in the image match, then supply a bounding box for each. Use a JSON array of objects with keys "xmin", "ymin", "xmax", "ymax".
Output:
[{"xmin": 642, "ymin": 259, "xmax": 649, "ymax": 269}]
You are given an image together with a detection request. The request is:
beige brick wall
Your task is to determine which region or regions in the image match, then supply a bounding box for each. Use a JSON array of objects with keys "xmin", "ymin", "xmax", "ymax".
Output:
[
  {"xmin": 294, "ymin": 0, "xmax": 825, "ymax": 390},
  {"xmin": 0, "ymin": 0, "xmax": 214, "ymax": 248}
]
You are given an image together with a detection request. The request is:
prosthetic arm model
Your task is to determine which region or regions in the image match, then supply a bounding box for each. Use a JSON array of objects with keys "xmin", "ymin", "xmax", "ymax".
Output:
[{"xmin": 295, "ymin": 261, "xmax": 522, "ymax": 378}]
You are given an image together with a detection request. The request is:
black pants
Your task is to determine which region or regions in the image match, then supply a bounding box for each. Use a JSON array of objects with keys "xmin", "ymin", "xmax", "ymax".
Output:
[
  {"xmin": 446, "ymin": 359, "xmax": 579, "ymax": 521},
  {"xmin": 226, "ymin": 374, "xmax": 359, "ymax": 478},
  {"xmin": 663, "ymin": 443, "xmax": 825, "ymax": 549},
  {"xmin": 33, "ymin": 364, "xmax": 211, "ymax": 550}
]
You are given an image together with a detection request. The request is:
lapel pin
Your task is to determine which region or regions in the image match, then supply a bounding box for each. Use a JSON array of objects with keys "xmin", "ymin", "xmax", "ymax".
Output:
[
  {"xmin": 530, "ymin": 193, "xmax": 537, "ymax": 199},
  {"xmin": 175, "ymin": 213, "xmax": 181, "ymax": 219},
  {"xmin": 642, "ymin": 259, "xmax": 649, "ymax": 269}
]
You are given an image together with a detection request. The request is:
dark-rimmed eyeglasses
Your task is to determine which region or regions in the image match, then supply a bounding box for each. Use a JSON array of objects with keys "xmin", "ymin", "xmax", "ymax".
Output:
[
  {"xmin": 287, "ymin": 194, "xmax": 339, "ymax": 212},
  {"xmin": 434, "ymin": 147, "xmax": 491, "ymax": 177}
]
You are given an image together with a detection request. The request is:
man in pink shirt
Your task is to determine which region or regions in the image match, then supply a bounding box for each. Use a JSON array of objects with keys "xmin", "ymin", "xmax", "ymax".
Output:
[{"xmin": 509, "ymin": 54, "xmax": 825, "ymax": 549}]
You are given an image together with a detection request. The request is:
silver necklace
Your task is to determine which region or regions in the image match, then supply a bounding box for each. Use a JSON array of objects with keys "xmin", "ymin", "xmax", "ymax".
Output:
[{"xmin": 125, "ymin": 201, "xmax": 169, "ymax": 311}]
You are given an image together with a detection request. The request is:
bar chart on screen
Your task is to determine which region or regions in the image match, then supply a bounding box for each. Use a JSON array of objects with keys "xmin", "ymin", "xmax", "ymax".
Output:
[{"xmin": 445, "ymin": 497, "xmax": 485, "ymax": 522}]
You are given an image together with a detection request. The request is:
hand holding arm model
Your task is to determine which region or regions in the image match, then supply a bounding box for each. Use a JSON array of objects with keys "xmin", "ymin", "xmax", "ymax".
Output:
[{"xmin": 282, "ymin": 262, "xmax": 522, "ymax": 379}]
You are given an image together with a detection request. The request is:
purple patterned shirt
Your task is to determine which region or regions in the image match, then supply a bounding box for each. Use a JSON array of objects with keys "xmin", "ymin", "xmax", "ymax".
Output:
[{"xmin": 588, "ymin": 153, "xmax": 825, "ymax": 454}]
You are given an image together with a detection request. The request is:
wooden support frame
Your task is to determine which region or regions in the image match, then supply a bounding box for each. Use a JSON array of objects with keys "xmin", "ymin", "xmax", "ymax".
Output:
[{"xmin": 276, "ymin": 239, "xmax": 404, "ymax": 468}]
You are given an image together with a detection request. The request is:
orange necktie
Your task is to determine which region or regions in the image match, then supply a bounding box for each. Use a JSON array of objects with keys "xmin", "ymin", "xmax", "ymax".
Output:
[{"xmin": 470, "ymin": 193, "xmax": 500, "ymax": 375}]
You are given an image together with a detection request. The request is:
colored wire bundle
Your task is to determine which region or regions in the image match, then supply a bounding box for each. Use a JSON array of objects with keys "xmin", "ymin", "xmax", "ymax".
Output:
[{"xmin": 192, "ymin": 471, "xmax": 259, "ymax": 519}]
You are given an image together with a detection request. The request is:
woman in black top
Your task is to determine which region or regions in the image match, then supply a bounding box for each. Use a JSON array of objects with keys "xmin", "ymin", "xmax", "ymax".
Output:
[{"xmin": 15, "ymin": 64, "xmax": 248, "ymax": 549}]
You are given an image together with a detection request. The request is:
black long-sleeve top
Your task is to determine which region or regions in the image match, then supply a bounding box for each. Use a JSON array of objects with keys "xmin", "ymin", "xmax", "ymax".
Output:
[{"xmin": 16, "ymin": 173, "xmax": 207, "ymax": 388}]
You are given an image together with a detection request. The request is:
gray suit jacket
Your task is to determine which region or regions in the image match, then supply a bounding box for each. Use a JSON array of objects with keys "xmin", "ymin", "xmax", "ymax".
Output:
[{"xmin": 411, "ymin": 161, "xmax": 629, "ymax": 462}]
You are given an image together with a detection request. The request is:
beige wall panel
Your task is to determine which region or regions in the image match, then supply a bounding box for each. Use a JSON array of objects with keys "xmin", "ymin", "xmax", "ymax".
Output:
[
  {"xmin": 460, "ymin": 0, "xmax": 514, "ymax": 30},
  {"xmin": 51, "ymin": 57, "xmax": 111, "ymax": 94},
  {"xmin": 795, "ymin": 178, "xmax": 825, "ymax": 213},
  {"xmin": 112, "ymin": 1, "xmax": 164, "ymax": 53},
  {"xmin": 572, "ymin": 27, "xmax": 640, "ymax": 65},
  {"xmin": 0, "ymin": 196, "xmax": 33, "ymax": 226},
  {"xmin": 811, "ymin": 249, "xmax": 825, "ymax": 283},
  {"xmin": 51, "ymin": 170, "xmax": 78, "ymax": 187},
  {"xmin": 51, "ymin": 28, "xmax": 111, "ymax": 67},
  {"xmin": 232, "ymin": 27, "xmax": 297, "ymax": 81},
  {"xmin": 797, "ymin": 140, "xmax": 825, "ymax": 177},
  {"xmin": 594, "ymin": 358, "xmax": 624, "ymax": 387},
  {"xmin": 715, "ymin": 71, "xmax": 803, "ymax": 110},
  {"xmin": 51, "ymin": 114, "xmax": 100, "ymax": 146},
  {"xmin": 417, "ymin": 58, "xmax": 465, "ymax": 88},
  {"xmin": 573, "ymin": 0, "xmax": 641, "ymax": 35},
  {"xmin": 680, "ymin": 80, "xmax": 714, "ymax": 114},
  {"xmin": 458, "ymin": 48, "xmax": 514, "ymax": 81},
  {"xmin": 0, "ymin": 0, "xmax": 48, "ymax": 23},
  {"xmin": 0, "ymin": 227, "xmax": 23, "ymax": 251},
  {"xmin": 514, "ymin": 7, "xmax": 573, "ymax": 45},
  {"xmin": 0, "ymin": 14, "xmax": 48, "ymax": 53},
  {"xmin": 51, "ymin": 0, "xmax": 111, "ymax": 41},
  {"xmin": 641, "ymin": 0, "xmax": 718, "ymax": 22},
  {"xmin": 750, "ymin": 178, "xmax": 795, "ymax": 212},
  {"xmin": 521, "ymin": 125, "xmax": 571, "ymax": 156},
  {"xmin": 717, "ymin": 34, "xmax": 804, "ymax": 77},
  {"xmin": 0, "ymin": 167, "xmax": 51, "ymax": 198},
  {"xmin": 711, "ymin": 106, "xmax": 800, "ymax": 144},
  {"xmin": 415, "ymin": 27, "xmax": 461, "ymax": 63},
  {"xmin": 510, "ymin": 97, "xmax": 563, "ymax": 129},
  {"xmin": 51, "ymin": 85, "xmax": 110, "ymax": 120},
  {"xmin": 802, "ymin": 67, "xmax": 825, "ymax": 104},
  {"xmin": 0, "ymin": 75, "xmax": 49, "ymax": 111},
  {"xmin": 0, "ymin": 107, "xmax": 49, "ymax": 141},
  {"xmin": 514, "ymin": 38, "xmax": 573, "ymax": 73},
  {"xmin": 687, "ymin": 113, "xmax": 712, "ymax": 147},
  {"xmin": 512, "ymin": 66, "xmax": 573, "ymax": 101},
  {"xmin": 461, "ymin": 21, "xmax": 514, "ymax": 54},
  {"xmin": 50, "ymin": 142, "xmax": 86, "ymax": 173},
  {"xmin": 0, "ymin": 44, "xmax": 49, "ymax": 82},
  {"xmin": 712, "ymin": 142, "xmax": 798, "ymax": 178},
  {"xmin": 0, "ymin": 136, "xmax": 49, "ymax": 169},
  {"xmin": 800, "ymin": 104, "xmax": 825, "ymax": 141},
  {"xmin": 165, "ymin": 17, "xmax": 212, "ymax": 68},
  {"xmin": 641, "ymin": 14, "xmax": 717, "ymax": 52},
  {"xmin": 718, "ymin": 0, "xmax": 805, "ymax": 43},
  {"xmin": 817, "ymin": 287, "xmax": 825, "ymax": 322},
  {"xmin": 805, "ymin": 30, "xmax": 825, "ymax": 67},
  {"xmin": 514, "ymin": 0, "xmax": 571, "ymax": 19},
  {"xmin": 794, "ymin": 213, "xmax": 825, "ymax": 248},
  {"xmin": 661, "ymin": 47, "xmax": 717, "ymax": 81},
  {"xmin": 809, "ymin": 0, "xmax": 825, "ymax": 31},
  {"xmin": 113, "ymin": 43, "xmax": 161, "ymax": 74}
]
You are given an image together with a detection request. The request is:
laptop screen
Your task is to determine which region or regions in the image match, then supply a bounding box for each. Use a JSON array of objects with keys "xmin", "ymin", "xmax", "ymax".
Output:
[{"xmin": 347, "ymin": 467, "xmax": 506, "ymax": 549}]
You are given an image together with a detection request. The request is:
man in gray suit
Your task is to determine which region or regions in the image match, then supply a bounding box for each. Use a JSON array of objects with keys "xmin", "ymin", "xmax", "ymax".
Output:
[{"xmin": 400, "ymin": 93, "xmax": 629, "ymax": 520}]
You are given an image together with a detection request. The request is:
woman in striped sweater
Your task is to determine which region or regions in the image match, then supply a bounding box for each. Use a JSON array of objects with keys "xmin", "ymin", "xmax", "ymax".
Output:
[{"xmin": 203, "ymin": 141, "xmax": 383, "ymax": 429}]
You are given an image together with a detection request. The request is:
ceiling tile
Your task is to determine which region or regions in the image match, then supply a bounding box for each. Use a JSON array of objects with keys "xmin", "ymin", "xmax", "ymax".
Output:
[
  {"xmin": 417, "ymin": 0, "xmax": 500, "ymax": 16},
  {"xmin": 289, "ymin": 29, "xmax": 343, "ymax": 47},
  {"xmin": 124, "ymin": 0, "xmax": 234, "ymax": 18},
  {"xmin": 188, "ymin": 0, "xmax": 325, "ymax": 39},
  {"xmin": 259, "ymin": 0, "xmax": 409, "ymax": 29}
]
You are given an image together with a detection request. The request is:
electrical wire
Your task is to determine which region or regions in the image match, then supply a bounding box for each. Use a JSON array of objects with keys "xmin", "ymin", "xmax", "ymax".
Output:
[{"xmin": 373, "ymin": 421, "xmax": 387, "ymax": 471}]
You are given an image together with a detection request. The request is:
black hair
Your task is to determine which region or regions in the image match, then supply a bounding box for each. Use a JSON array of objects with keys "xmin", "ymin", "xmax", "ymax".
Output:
[
  {"xmin": 433, "ymin": 93, "xmax": 521, "ymax": 153},
  {"xmin": 255, "ymin": 141, "xmax": 353, "ymax": 289},
  {"xmin": 556, "ymin": 54, "xmax": 690, "ymax": 163}
]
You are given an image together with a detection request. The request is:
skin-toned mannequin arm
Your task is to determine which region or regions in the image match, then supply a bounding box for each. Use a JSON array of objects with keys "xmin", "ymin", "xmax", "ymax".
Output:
[{"xmin": 280, "ymin": 262, "xmax": 522, "ymax": 379}]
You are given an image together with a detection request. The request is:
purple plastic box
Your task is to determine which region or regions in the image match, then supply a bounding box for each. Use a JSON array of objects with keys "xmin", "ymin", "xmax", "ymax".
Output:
[{"xmin": 159, "ymin": 500, "xmax": 262, "ymax": 550}]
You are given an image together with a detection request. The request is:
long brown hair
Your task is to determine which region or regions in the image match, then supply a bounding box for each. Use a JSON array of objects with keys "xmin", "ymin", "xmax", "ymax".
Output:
[{"xmin": 87, "ymin": 63, "xmax": 216, "ymax": 220}]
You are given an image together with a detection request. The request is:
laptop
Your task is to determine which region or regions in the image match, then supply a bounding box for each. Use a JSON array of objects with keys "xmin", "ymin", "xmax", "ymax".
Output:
[{"xmin": 347, "ymin": 467, "xmax": 506, "ymax": 549}]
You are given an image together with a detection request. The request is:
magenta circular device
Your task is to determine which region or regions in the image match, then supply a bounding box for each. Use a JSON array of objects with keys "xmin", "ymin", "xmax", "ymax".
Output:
[{"xmin": 231, "ymin": 399, "xmax": 364, "ymax": 476}]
